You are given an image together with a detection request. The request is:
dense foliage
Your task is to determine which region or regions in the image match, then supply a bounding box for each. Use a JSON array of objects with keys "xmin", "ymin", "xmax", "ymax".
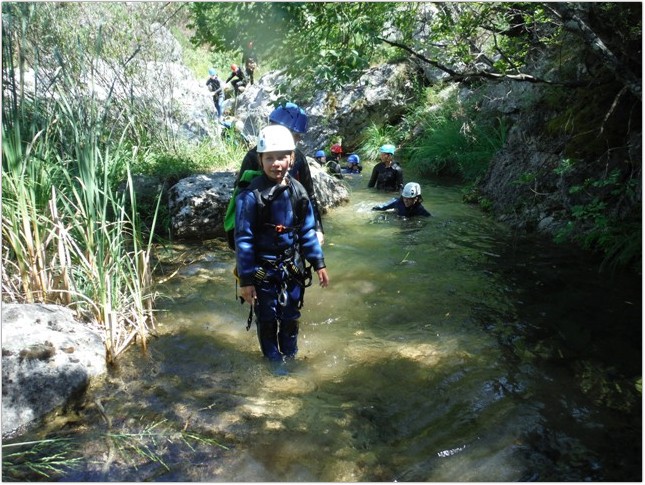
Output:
[{"xmin": 190, "ymin": 3, "xmax": 640, "ymax": 96}]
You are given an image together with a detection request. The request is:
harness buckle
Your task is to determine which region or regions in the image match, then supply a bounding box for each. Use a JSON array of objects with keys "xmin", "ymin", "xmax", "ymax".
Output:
[
  {"xmin": 275, "ymin": 224, "xmax": 287, "ymax": 233},
  {"xmin": 278, "ymin": 281, "xmax": 289, "ymax": 307}
]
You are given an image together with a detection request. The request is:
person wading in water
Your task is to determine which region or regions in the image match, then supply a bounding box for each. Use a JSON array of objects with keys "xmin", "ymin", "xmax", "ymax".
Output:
[{"xmin": 234, "ymin": 125, "xmax": 330, "ymax": 370}]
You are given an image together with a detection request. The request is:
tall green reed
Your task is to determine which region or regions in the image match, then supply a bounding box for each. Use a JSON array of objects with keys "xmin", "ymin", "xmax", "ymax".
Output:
[{"xmin": 2, "ymin": 9, "xmax": 160, "ymax": 362}]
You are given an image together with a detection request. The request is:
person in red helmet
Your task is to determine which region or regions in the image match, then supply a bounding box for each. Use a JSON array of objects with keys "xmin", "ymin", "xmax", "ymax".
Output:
[
  {"xmin": 330, "ymin": 143, "xmax": 343, "ymax": 160},
  {"xmin": 226, "ymin": 64, "xmax": 247, "ymax": 95}
]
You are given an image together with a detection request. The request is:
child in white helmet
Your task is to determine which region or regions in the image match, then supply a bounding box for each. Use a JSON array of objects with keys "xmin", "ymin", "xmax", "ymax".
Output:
[
  {"xmin": 235, "ymin": 124, "xmax": 330, "ymax": 366},
  {"xmin": 235, "ymin": 103, "xmax": 325, "ymax": 246},
  {"xmin": 372, "ymin": 182, "xmax": 431, "ymax": 217}
]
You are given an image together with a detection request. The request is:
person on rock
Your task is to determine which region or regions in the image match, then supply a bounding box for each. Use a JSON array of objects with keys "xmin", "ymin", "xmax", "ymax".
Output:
[
  {"xmin": 206, "ymin": 68, "xmax": 224, "ymax": 121},
  {"xmin": 235, "ymin": 102, "xmax": 325, "ymax": 245},
  {"xmin": 372, "ymin": 182, "xmax": 431, "ymax": 217},
  {"xmin": 226, "ymin": 64, "xmax": 247, "ymax": 95},
  {"xmin": 242, "ymin": 41, "xmax": 258, "ymax": 85},
  {"xmin": 367, "ymin": 144, "xmax": 403, "ymax": 192},
  {"xmin": 235, "ymin": 124, "xmax": 330, "ymax": 367}
]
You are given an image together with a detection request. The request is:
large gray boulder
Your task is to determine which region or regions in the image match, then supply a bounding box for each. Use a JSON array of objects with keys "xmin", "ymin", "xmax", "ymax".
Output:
[
  {"xmin": 168, "ymin": 172, "xmax": 237, "ymax": 240},
  {"xmin": 167, "ymin": 162, "xmax": 350, "ymax": 241},
  {"xmin": 2, "ymin": 304, "xmax": 107, "ymax": 439}
]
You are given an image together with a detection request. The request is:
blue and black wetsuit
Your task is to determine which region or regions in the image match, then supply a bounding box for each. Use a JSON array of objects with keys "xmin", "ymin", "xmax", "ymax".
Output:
[
  {"xmin": 372, "ymin": 197, "xmax": 432, "ymax": 217},
  {"xmin": 235, "ymin": 174, "xmax": 326, "ymax": 361},
  {"xmin": 235, "ymin": 146, "xmax": 324, "ymax": 234}
]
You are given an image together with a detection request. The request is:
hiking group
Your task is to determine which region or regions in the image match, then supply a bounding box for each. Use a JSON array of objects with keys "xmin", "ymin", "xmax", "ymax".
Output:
[
  {"xmin": 225, "ymin": 100, "xmax": 431, "ymax": 371},
  {"xmin": 206, "ymin": 41, "xmax": 258, "ymax": 122}
]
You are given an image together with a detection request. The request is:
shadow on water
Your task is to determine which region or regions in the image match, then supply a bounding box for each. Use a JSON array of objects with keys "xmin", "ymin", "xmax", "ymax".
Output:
[{"xmin": 6, "ymin": 179, "xmax": 641, "ymax": 481}]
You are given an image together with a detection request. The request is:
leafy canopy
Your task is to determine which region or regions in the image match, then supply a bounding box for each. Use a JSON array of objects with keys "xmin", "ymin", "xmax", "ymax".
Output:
[{"xmin": 189, "ymin": 2, "xmax": 641, "ymax": 99}]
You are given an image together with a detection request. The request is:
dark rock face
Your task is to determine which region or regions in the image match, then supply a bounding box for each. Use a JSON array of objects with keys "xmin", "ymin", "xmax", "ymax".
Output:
[{"xmin": 2, "ymin": 304, "xmax": 106, "ymax": 438}]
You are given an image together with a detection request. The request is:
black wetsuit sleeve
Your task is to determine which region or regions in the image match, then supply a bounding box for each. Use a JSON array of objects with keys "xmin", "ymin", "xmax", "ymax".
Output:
[
  {"xmin": 294, "ymin": 151, "xmax": 324, "ymax": 234},
  {"xmin": 367, "ymin": 164, "xmax": 379, "ymax": 188},
  {"xmin": 396, "ymin": 166, "xmax": 404, "ymax": 191}
]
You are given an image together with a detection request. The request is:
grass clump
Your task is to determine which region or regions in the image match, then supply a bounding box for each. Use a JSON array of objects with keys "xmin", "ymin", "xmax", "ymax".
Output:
[
  {"xmin": 2, "ymin": 438, "xmax": 82, "ymax": 481},
  {"xmin": 2, "ymin": 9, "xmax": 161, "ymax": 363},
  {"xmin": 401, "ymin": 86, "xmax": 507, "ymax": 182}
]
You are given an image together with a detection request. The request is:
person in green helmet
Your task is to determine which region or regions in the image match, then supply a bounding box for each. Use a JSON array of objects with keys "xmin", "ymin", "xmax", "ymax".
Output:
[{"xmin": 367, "ymin": 144, "xmax": 403, "ymax": 191}]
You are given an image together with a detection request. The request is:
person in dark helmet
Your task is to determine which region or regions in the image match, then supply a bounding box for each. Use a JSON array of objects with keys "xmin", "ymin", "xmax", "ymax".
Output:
[
  {"xmin": 235, "ymin": 102, "xmax": 325, "ymax": 245},
  {"xmin": 342, "ymin": 153, "xmax": 363, "ymax": 174},
  {"xmin": 313, "ymin": 150, "xmax": 327, "ymax": 168},
  {"xmin": 367, "ymin": 144, "xmax": 403, "ymax": 192},
  {"xmin": 372, "ymin": 182, "xmax": 431, "ymax": 217},
  {"xmin": 242, "ymin": 41, "xmax": 258, "ymax": 85},
  {"xmin": 235, "ymin": 124, "xmax": 330, "ymax": 367}
]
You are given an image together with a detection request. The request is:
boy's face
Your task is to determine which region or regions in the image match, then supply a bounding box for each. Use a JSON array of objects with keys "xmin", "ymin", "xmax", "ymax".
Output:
[
  {"xmin": 260, "ymin": 151, "xmax": 293, "ymax": 183},
  {"xmin": 402, "ymin": 196, "xmax": 416, "ymax": 207}
]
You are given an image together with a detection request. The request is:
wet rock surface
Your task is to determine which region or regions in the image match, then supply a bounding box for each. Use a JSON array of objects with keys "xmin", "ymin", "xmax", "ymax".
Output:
[{"xmin": 2, "ymin": 303, "xmax": 106, "ymax": 438}]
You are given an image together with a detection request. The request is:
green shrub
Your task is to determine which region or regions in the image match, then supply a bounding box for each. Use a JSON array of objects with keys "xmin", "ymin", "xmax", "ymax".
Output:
[
  {"xmin": 402, "ymin": 91, "xmax": 506, "ymax": 182},
  {"xmin": 357, "ymin": 123, "xmax": 399, "ymax": 162}
]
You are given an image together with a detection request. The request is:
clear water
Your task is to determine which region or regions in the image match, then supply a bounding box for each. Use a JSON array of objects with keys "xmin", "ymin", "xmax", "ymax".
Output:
[{"xmin": 8, "ymin": 177, "xmax": 641, "ymax": 481}]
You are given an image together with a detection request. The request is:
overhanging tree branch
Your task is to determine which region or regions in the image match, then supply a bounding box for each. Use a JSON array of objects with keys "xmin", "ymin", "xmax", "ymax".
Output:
[{"xmin": 377, "ymin": 36, "xmax": 590, "ymax": 87}]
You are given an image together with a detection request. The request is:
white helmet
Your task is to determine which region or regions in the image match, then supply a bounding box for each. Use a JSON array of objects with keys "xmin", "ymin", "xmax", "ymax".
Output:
[
  {"xmin": 402, "ymin": 182, "xmax": 421, "ymax": 198},
  {"xmin": 257, "ymin": 125, "xmax": 295, "ymax": 153}
]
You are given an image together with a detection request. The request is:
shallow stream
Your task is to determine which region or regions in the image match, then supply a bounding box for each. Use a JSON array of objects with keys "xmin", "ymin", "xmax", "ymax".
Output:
[{"xmin": 8, "ymin": 176, "xmax": 641, "ymax": 481}]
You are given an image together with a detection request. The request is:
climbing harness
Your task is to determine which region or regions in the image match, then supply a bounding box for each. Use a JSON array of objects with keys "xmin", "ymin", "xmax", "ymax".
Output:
[{"xmin": 233, "ymin": 175, "xmax": 315, "ymax": 329}]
